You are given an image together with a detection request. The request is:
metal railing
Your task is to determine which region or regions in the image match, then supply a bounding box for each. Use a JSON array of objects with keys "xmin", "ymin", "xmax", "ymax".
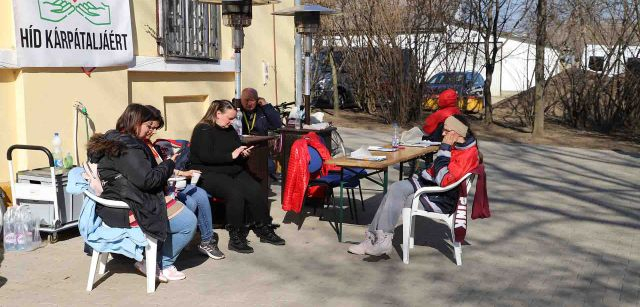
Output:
[{"xmin": 161, "ymin": 0, "xmax": 221, "ymax": 61}]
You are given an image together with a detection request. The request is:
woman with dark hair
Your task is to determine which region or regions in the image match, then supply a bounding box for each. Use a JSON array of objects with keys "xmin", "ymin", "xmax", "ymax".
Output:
[
  {"xmin": 144, "ymin": 105, "xmax": 224, "ymax": 260},
  {"xmin": 348, "ymin": 114, "xmax": 480, "ymax": 257},
  {"xmin": 189, "ymin": 100, "xmax": 285, "ymax": 254},
  {"xmin": 87, "ymin": 103, "xmax": 196, "ymax": 281}
]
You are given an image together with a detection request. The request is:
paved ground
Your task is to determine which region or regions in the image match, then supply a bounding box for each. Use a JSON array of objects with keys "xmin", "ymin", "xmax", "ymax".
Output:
[{"xmin": 1, "ymin": 127, "xmax": 639, "ymax": 306}]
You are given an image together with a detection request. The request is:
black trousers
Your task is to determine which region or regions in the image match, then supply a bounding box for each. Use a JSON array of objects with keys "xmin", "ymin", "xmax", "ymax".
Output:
[{"xmin": 199, "ymin": 170, "xmax": 270, "ymax": 227}]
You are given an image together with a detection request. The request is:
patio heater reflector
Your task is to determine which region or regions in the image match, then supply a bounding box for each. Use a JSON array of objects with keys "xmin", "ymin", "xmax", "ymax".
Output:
[{"xmin": 272, "ymin": 4, "xmax": 338, "ymax": 124}]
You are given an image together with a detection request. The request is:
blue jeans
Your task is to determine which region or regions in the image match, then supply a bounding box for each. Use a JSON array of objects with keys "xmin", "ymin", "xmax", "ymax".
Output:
[
  {"xmin": 160, "ymin": 207, "xmax": 196, "ymax": 269},
  {"xmin": 178, "ymin": 184, "xmax": 215, "ymax": 242}
]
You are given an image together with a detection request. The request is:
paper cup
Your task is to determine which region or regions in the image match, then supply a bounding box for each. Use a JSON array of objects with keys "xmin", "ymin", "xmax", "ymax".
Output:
[
  {"xmin": 191, "ymin": 172, "xmax": 201, "ymax": 185},
  {"xmin": 175, "ymin": 178, "xmax": 187, "ymax": 190}
]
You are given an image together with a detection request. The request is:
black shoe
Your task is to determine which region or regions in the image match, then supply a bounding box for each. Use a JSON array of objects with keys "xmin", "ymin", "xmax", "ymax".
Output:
[
  {"xmin": 226, "ymin": 225, "xmax": 254, "ymax": 254},
  {"xmin": 239, "ymin": 226, "xmax": 250, "ymax": 244},
  {"xmin": 198, "ymin": 237, "xmax": 225, "ymax": 260},
  {"xmin": 254, "ymin": 223, "xmax": 286, "ymax": 246}
]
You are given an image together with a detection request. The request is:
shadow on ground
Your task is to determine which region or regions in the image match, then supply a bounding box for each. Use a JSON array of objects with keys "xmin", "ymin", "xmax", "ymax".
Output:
[{"xmin": 277, "ymin": 130, "xmax": 640, "ymax": 305}]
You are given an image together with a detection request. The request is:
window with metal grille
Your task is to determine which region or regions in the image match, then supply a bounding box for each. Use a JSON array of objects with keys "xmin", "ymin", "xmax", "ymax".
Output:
[{"xmin": 160, "ymin": 0, "xmax": 221, "ymax": 61}]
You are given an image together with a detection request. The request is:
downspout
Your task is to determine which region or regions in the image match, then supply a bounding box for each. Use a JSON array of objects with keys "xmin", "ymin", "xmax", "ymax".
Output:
[
  {"xmin": 294, "ymin": 0, "xmax": 302, "ymax": 107},
  {"xmin": 272, "ymin": 4, "xmax": 279, "ymax": 104}
]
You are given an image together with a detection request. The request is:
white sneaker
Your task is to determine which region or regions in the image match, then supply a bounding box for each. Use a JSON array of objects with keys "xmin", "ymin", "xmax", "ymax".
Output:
[
  {"xmin": 134, "ymin": 260, "xmax": 168, "ymax": 283},
  {"xmin": 161, "ymin": 265, "xmax": 186, "ymax": 281},
  {"xmin": 365, "ymin": 230, "xmax": 393, "ymax": 256},
  {"xmin": 348, "ymin": 231, "xmax": 375, "ymax": 255}
]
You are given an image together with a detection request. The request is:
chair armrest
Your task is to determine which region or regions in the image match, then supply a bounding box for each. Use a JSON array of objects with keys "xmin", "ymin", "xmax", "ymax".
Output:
[
  {"xmin": 411, "ymin": 173, "xmax": 473, "ymax": 212},
  {"xmin": 83, "ymin": 190, "xmax": 131, "ymax": 209}
]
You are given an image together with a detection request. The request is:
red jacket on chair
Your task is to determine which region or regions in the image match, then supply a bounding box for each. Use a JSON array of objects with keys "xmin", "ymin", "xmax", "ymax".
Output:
[
  {"xmin": 282, "ymin": 132, "xmax": 339, "ymax": 213},
  {"xmin": 454, "ymin": 163, "xmax": 490, "ymax": 243}
]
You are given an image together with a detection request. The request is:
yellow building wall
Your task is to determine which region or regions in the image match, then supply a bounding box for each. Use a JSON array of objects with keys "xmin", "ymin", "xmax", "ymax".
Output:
[
  {"xmin": 129, "ymin": 71, "xmax": 235, "ymax": 140},
  {"xmin": 130, "ymin": 0, "xmax": 161, "ymax": 56},
  {"xmin": 0, "ymin": 70, "xmax": 18, "ymax": 181},
  {"xmin": 17, "ymin": 68, "xmax": 130, "ymax": 171},
  {"xmin": 0, "ymin": 0, "xmax": 15, "ymax": 49},
  {"xmin": 240, "ymin": 3, "xmax": 296, "ymax": 105}
]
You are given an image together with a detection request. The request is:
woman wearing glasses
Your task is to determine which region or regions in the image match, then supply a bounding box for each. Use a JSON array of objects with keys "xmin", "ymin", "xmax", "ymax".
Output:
[{"xmin": 87, "ymin": 104, "xmax": 196, "ymax": 281}]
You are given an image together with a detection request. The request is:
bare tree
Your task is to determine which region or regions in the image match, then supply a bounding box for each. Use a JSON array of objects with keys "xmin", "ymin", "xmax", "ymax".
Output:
[
  {"xmin": 315, "ymin": 0, "xmax": 459, "ymax": 124},
  {"xmin": 495, "ymin": 0, "xmax": 640, "ymax": 135},
  {"xmin": 544, "ymin": 0, "xmax": 640, "ymax": 133},
  {"xmin": 459, "ymin": 0, "xmax": 533, "ymax": 124},
  {"xmin": 532, "ymin": 0, "xmax": 547, "ymax": 137}
]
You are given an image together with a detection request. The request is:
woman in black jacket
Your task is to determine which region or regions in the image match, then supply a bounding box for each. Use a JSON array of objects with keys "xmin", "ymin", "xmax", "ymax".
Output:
[
  {"xmin": 189, "ymin": 99, "xmax": 285, "ymax": 254},
  {"xmin": 88, "ymin": 104, "xmax": 196, "ymax": 281}
]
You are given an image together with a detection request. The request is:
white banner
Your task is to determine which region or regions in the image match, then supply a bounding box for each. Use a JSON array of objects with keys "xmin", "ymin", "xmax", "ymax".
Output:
[{"xmin": 13, "ymin": 0, "xmax": 134, "ymax": 67}]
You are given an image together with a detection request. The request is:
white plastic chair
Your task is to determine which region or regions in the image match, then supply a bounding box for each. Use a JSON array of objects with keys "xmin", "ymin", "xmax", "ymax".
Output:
[
  {"xmin": 402, "ymin": 173, "xmax": 475, "ymax": 265},
  {"xmin": 83, "ymin": 191, "xmax": 158, "ymax": 293}
]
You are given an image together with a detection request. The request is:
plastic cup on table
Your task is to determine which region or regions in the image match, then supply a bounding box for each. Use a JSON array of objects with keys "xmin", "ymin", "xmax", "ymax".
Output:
[{"xmin": 191, "ymin": 171, "xmax": 201, "ymax": 185}]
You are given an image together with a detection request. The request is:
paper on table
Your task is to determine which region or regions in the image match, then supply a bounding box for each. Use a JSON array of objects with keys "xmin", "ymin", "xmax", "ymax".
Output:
[
  {"xmin": 400, "ymin": 127, "xmax": 425, "ymax": 144},
  {"xmin": 349, "ymin": 146, "xmax": 387, "ymax": 161},
  {"xmin": 302, "ymin": 122, "xmax": 330, "ymax": 130},
  {"xmin": 367, "ymin": 146, "xmax": 398, "ymax": 152},
  {"xmin": 401, "ymin": 140, "xmax": 441, "ymax": 147}
]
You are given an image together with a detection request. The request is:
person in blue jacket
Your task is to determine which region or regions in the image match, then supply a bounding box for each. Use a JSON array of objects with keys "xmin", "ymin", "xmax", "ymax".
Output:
[
  {"xmin": 239, "ymin": 87, "xmax": 282, "ymax": 136},
  {"xmin": 239, "ymin": 87, "xmax": 283, "ymax": 179}
]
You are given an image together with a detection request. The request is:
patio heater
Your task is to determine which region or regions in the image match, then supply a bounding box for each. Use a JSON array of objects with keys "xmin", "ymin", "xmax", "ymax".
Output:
[
  {"xmin": 199, "ymin": 0, "xmax": 280, "ymax": 102},
  {"xmin": 272, "ymin": 4, "xmax": 337, "ymax": 125}
]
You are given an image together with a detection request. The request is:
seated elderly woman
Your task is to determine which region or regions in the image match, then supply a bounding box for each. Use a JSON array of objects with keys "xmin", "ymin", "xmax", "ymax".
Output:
[
  {"xmin": 348, "ymin": 115, "xmax": 480, "ymax": 256},
  {"xmin": 189, "ymin": 99, "xmax": 285, "ymax": 254}
]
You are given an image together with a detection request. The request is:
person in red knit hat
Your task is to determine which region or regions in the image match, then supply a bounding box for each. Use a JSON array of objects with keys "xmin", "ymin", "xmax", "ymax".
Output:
[{"xmin": 422, "ymin": 89, "xmax": 461, "ymax": 142}]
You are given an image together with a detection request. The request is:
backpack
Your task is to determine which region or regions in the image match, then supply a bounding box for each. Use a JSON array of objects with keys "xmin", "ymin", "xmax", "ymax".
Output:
[{"xmin": 153, "ymin": 139, "xmax": 190, "ymax": 170}]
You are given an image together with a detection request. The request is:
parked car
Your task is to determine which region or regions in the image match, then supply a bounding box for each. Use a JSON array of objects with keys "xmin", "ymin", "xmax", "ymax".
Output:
[
  {"xmin": 311, "ymin": 71, "xmax": 358, "ymax": 109},
  {"xmin": 311, "ymin": 49, "xmax": 359, "ymax": 109},
  {"xmin": 422, "ymin": 71, "xmax": 485, "ymax": 113}
]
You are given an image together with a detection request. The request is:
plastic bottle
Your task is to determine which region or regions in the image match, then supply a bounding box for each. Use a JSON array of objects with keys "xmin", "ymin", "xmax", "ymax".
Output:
[
  {"xmin": 391, "ymin": 123, "xmax": 400, "ymax": 148},
  {"xmin": 15, "ymin": 206, "xmax": 28, "ymax": 251},
  {"xmin": 31, "ymin": 218, "xmax": 42, "ymax": 250},
  {"xmin": 297, "ymin": 106, "xmax": 305, "ymax": 129},
  {"xmin": 234, "ymin": 108, "xmax": 243, "ymax": 136},
  {"xmin": 63, "ymin": 152, "xmax": 74, "ymax": 169},
  {"xmin": 51, "ymin": 133, "xmax": 63, "ymax": 168},
  {"xmin": 3, "ymin": 206, "xmax": 16, "ymax": 251}
]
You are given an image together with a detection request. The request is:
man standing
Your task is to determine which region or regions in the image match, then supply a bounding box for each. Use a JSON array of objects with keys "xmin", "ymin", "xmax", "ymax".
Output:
[{"xmin": 239, "ymin": 88, "xmax": 282, "ymax": 136}]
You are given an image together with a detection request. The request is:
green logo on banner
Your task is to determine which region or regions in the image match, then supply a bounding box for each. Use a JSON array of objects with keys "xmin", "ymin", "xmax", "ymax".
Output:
[{"xmin": 38, "ymin": 0, "xmax": 112, "ymax": 25}]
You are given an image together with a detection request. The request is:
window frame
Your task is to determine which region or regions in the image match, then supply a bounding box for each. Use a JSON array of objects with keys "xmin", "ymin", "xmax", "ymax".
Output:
[{"xmin": 158, "ymin": 0, "xmax": 222, "ymax": 62}]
